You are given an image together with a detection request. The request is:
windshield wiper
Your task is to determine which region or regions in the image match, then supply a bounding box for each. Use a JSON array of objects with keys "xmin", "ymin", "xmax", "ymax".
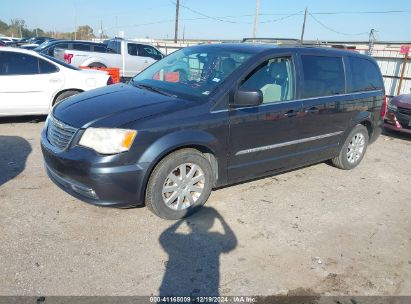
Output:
[{"xmin": 132, "ymin": 82, "xmax": 177, "ymax": 98}]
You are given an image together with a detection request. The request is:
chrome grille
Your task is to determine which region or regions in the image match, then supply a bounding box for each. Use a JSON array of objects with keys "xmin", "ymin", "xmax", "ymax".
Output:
[
  {"xmin": 398, "ymin": 107, "xmax": 411, "ymax": 116},
  {"xmin": 46, "ymin": 116, "xmax": 78, "ymax": 151}
]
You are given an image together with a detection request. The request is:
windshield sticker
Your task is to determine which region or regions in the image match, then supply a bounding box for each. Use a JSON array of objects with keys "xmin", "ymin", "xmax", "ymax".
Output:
[
  {"xmin": 202, "ymin": 91, "xmax": 210, "ymax": 95},
  {"xmin": 212, "ymin": 78, "xmax": 220, "ymax": 82}
]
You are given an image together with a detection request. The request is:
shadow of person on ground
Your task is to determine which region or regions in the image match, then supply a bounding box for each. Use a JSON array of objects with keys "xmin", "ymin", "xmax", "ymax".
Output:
[
  {"xmin": 159, "ymin": 207, "xmax": 237, "ymax": 298},
  {"xmin": 0, "ymin": 136, "xmax": 32, "ymax": 186}
]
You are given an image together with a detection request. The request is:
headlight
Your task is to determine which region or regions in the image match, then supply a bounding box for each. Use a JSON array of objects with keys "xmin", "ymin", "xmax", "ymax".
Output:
[
  {"xmin": 387, "ymin": 101, "xmax": 397, "ymax": 111},
  {"xmin": 79, "ymin": 128, "xmax": 137, "ymax": 154},
  {"xmin": 44, "ymin": 114, "xmax": 51, "ymax": 130}
]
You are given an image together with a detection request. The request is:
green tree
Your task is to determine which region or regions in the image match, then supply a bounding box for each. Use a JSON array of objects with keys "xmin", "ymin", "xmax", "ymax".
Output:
[
  {"xmin": 76, "ymin": 25, "xmax": 95, "ymax": 40},
  {"xmin": 0, "ymin": 19, "xmax": 9, "ymax": 35}
]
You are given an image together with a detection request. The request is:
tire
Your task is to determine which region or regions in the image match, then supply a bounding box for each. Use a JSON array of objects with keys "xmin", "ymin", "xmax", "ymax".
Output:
[
  {"xmin": 53, "ymin": 90, "xmax": 80, "ymax": 106},
  {"xmin": 332, "ymin": 124, "xmax": 369, "ymax": 170},
  {"xmin": 88, "ymin": 62, "xmax": 106, "ymax": 68},
  {"xmin": 145, "ymin": 149, "xmax": 214, "ymax": 220}
]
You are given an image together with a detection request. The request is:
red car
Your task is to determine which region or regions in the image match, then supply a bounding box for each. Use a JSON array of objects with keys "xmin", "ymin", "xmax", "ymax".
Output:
[{"xmin": 384, "ymin": 94, "xmax": 411, "ymax": 134}]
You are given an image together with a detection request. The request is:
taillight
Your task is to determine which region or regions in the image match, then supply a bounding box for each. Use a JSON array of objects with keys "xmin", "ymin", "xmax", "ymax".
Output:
[
  {"xmin": 63, "ymin": 53, "xmax": 74, "ymax": 64},
  {"xmin": 107, "ymin": 77, "xmax": 114, "ymax": 85},
  {"xmin": 380, "ymin": 95, "xmax": 387, "ymax": 118}
]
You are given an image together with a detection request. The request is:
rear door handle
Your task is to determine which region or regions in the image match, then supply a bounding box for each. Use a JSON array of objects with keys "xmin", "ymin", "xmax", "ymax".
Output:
[
  {"xmin": 305, "ymin": 107, "xmax": 319, "ymax": 114},
  {"xmin": 284, "ymin": 110, "xmax": 298, "ymax": 118}
]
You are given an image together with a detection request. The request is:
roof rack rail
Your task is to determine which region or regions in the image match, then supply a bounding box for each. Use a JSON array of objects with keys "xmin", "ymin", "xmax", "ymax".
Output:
[
  {"xmin": 242, "ymin": 37, "xmax": 301, "ymax": 44},
  {"xmin": 242, "ymin": 38, "xmax": 359, "ymax": 51}
]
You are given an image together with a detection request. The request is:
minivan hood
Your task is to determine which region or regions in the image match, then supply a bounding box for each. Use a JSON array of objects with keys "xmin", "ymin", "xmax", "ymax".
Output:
[{"xmin": 53, "ymin": 83, "xmax": 187, "ymax": 128}]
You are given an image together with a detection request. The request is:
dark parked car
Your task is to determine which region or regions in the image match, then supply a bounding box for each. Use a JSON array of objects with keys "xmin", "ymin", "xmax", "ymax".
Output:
[
  {"xmin": 20, "ymin": 37, "xmax": 55, "ymax": 50},
  {"xmin": 33, "ymin": 40, "xmax": 107, "ymax": 57},
  {"xmin": 384, "ymin": 94, "xmax": 411, "ymax": 134},
  {"xmin": 41, "ymin": 44, "xmax": 386, "ymax": 219}
]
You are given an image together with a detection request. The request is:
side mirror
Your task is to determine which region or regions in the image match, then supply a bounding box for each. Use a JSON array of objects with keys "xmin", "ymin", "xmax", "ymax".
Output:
[{"xmin": 231, "ymin": 89, "xmax": 263, "ymax": 108}]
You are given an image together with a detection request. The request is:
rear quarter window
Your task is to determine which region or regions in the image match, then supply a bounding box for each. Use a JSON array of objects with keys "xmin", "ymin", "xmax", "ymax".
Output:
[
  {"xmin": 348, "ymin": 56, "xmax": 384, "ymax": 92},
  {"xmin": 92, "ymin": 45, "xmax": 107, "ymax": 53},
  {"xmin": 73, "ymin": 43, "xmax": 92, "ymax": 51},
  {"xmin": 301, "ymin": 55, "xmax": 345, "ymax": 98},
  {"xmin": 39, "ymin": 58, "xmax": 58, "ymax": 74}
]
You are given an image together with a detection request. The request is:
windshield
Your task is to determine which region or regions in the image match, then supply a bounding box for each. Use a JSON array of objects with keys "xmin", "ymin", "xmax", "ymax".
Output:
[
  {"xmin": 34, "ymin": 40, "xmax": 54, "ymax": 51},
  {"xmin": 132, "ymin": 46, "xmax": 253, "ymax": 99}
]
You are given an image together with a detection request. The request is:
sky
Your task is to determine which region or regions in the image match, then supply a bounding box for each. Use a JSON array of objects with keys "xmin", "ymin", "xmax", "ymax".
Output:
[{"xmin": 1, "ymin": 0, "xmax": 411, "ymax": 41}]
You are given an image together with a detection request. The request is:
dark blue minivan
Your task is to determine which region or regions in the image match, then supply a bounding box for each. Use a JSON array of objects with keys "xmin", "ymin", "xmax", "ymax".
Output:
[{"xmin": 41, "ymin": 43, "xmax": 386, "ymax": 219}]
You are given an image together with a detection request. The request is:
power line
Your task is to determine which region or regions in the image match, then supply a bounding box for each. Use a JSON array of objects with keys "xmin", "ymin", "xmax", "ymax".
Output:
[
  {"xmin": 260, "ymin": 11, "xmax": 303, "ymax": 24},
  {"xmin": 169, "ymin": 0, "xmax": 251, "ymax": 24},
  {"xmin": 309, "ymin": 10, "xmax": 411, "ymax": 15},
  {"xmin": 308, "ymin": 12, "xmax": 368, "ymax": 36}
]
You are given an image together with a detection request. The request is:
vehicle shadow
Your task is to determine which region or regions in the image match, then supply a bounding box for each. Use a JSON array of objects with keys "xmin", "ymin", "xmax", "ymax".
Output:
[
  {"xmin": 0, "ymin": 115, "xmax": 47, "ymax": 124},
  {"xmin": 158, "ymin": 207, "xmax": 237, "ymax": 298},
  {"xmin": 0, "ymin": 136, "xmax": 32, "ymax": 186},
  {"xmin": 382, "ymin": 128, "xmax": 411, "ymax": 142}
]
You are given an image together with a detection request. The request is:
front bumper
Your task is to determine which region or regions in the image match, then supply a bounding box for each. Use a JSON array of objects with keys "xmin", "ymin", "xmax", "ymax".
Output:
[
  {"xmin": 41, "ymin": 128, "xmax": 149, "ymax": 208},
  {"xmin": 383, "ymin": 111, "xmax": 411, "ymax": 134}
]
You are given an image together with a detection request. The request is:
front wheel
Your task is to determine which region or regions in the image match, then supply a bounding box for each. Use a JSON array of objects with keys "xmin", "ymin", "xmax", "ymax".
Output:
[
  {"xmin": 145, "ymin": 149, "xmax": 214, "ymax": 220},
  {"xmin": 332, "ymin": 124, "xmax": 369, "ymax": 170}
]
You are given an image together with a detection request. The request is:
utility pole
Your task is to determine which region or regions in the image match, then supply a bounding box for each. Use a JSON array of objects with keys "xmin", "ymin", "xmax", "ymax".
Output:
[
  {"xmin": 368, "ymin": 29, "xmax": 376, "ymax": 55},
  {"xmin": 300, "ymin": 7, "xmax": 308, "ymax": 44},
  {"xmin": 74, "ymin": 8, "xmax": 77, "ymax": 40},
  {"xmin": 253, "ymin": 0, "xmax": 260, "ymax": 38},
  {"xmin": 174, "ymin": 0, "xmax": 180, "ymax": 43}
]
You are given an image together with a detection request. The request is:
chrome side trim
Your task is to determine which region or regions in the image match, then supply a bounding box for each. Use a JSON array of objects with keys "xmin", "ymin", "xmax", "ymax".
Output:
[
  {"xmin": 235, "ymin": 131, "xmax": 343, "ymax": 156},
  {"xmin": 211, "ymin": 89, "xmax": 384, "ymax": 113}
]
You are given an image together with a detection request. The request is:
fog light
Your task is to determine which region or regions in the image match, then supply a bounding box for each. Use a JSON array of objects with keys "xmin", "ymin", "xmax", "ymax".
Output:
[{"xmin": 71, "ymin": 184, "xmax": 98, "ymax": 199}]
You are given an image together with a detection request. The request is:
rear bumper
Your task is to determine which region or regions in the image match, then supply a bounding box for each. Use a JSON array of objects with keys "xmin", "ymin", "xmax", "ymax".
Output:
[
  {"xmin": 384, "ymin": 111, "xmax": 411, "ymax": 134},
  {"xmin": 41, "ymin": 129, "xmax": 149, "ymax": 208}
]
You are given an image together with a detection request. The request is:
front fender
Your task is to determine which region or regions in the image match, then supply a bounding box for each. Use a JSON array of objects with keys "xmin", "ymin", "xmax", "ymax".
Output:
[
  {"xmin": 136, "ymin": 130, "xmax": 226, "ymax": 201},
  {"xmin": 138, "ymin": 130, "xmax": 222, "ymax": 164}
]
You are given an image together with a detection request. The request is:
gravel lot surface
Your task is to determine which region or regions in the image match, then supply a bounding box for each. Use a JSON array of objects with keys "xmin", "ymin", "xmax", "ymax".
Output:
[{"xmin": 0, "ymin": 117, "xmax": 410, "ymax": 296}]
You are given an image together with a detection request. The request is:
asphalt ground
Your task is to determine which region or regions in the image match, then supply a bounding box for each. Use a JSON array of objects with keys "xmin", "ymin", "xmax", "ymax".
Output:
[{"xmin": 0, "ymin": 117, "xmax": 410, "ymax": 296}]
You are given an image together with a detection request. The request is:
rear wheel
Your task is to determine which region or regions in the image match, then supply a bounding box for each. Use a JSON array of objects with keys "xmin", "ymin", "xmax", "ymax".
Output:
[
  {"xmin": 88, "ymin": 62, "xmax": 106, "ymax": 68},
  {"xmin": 332, "ymin": 124, "xmax": 369, "ymax": 170},
  {"xmin": 145, "ymin": 149, "xmax": 213, "ymax": 220}
]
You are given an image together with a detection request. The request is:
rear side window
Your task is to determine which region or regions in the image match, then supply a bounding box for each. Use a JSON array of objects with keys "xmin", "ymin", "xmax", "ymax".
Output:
[
  {"xmin": 93, "ymin": 45, "xmax": 107, "ymax": 53},
  {"xmin": 301, "ymin": 55, "xmax": 345, "ymax": 98},
  {"xmin": 348, "ymin": 57, "xmax": 384, "ymax": 92},
  {"xmin": 0, "ymin": 52, "xmax": 39, "ymax": 75},
  {"xmin": 73, "ymin": 43, "xmax": 91, "ymax": 51},
  {"xmin": 106, "ymin": 40, "xmax": 121, "ymax": 54},
  {"xmin": 127, "ymin": 43, "xmax": 138, "ymax": 56}
]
